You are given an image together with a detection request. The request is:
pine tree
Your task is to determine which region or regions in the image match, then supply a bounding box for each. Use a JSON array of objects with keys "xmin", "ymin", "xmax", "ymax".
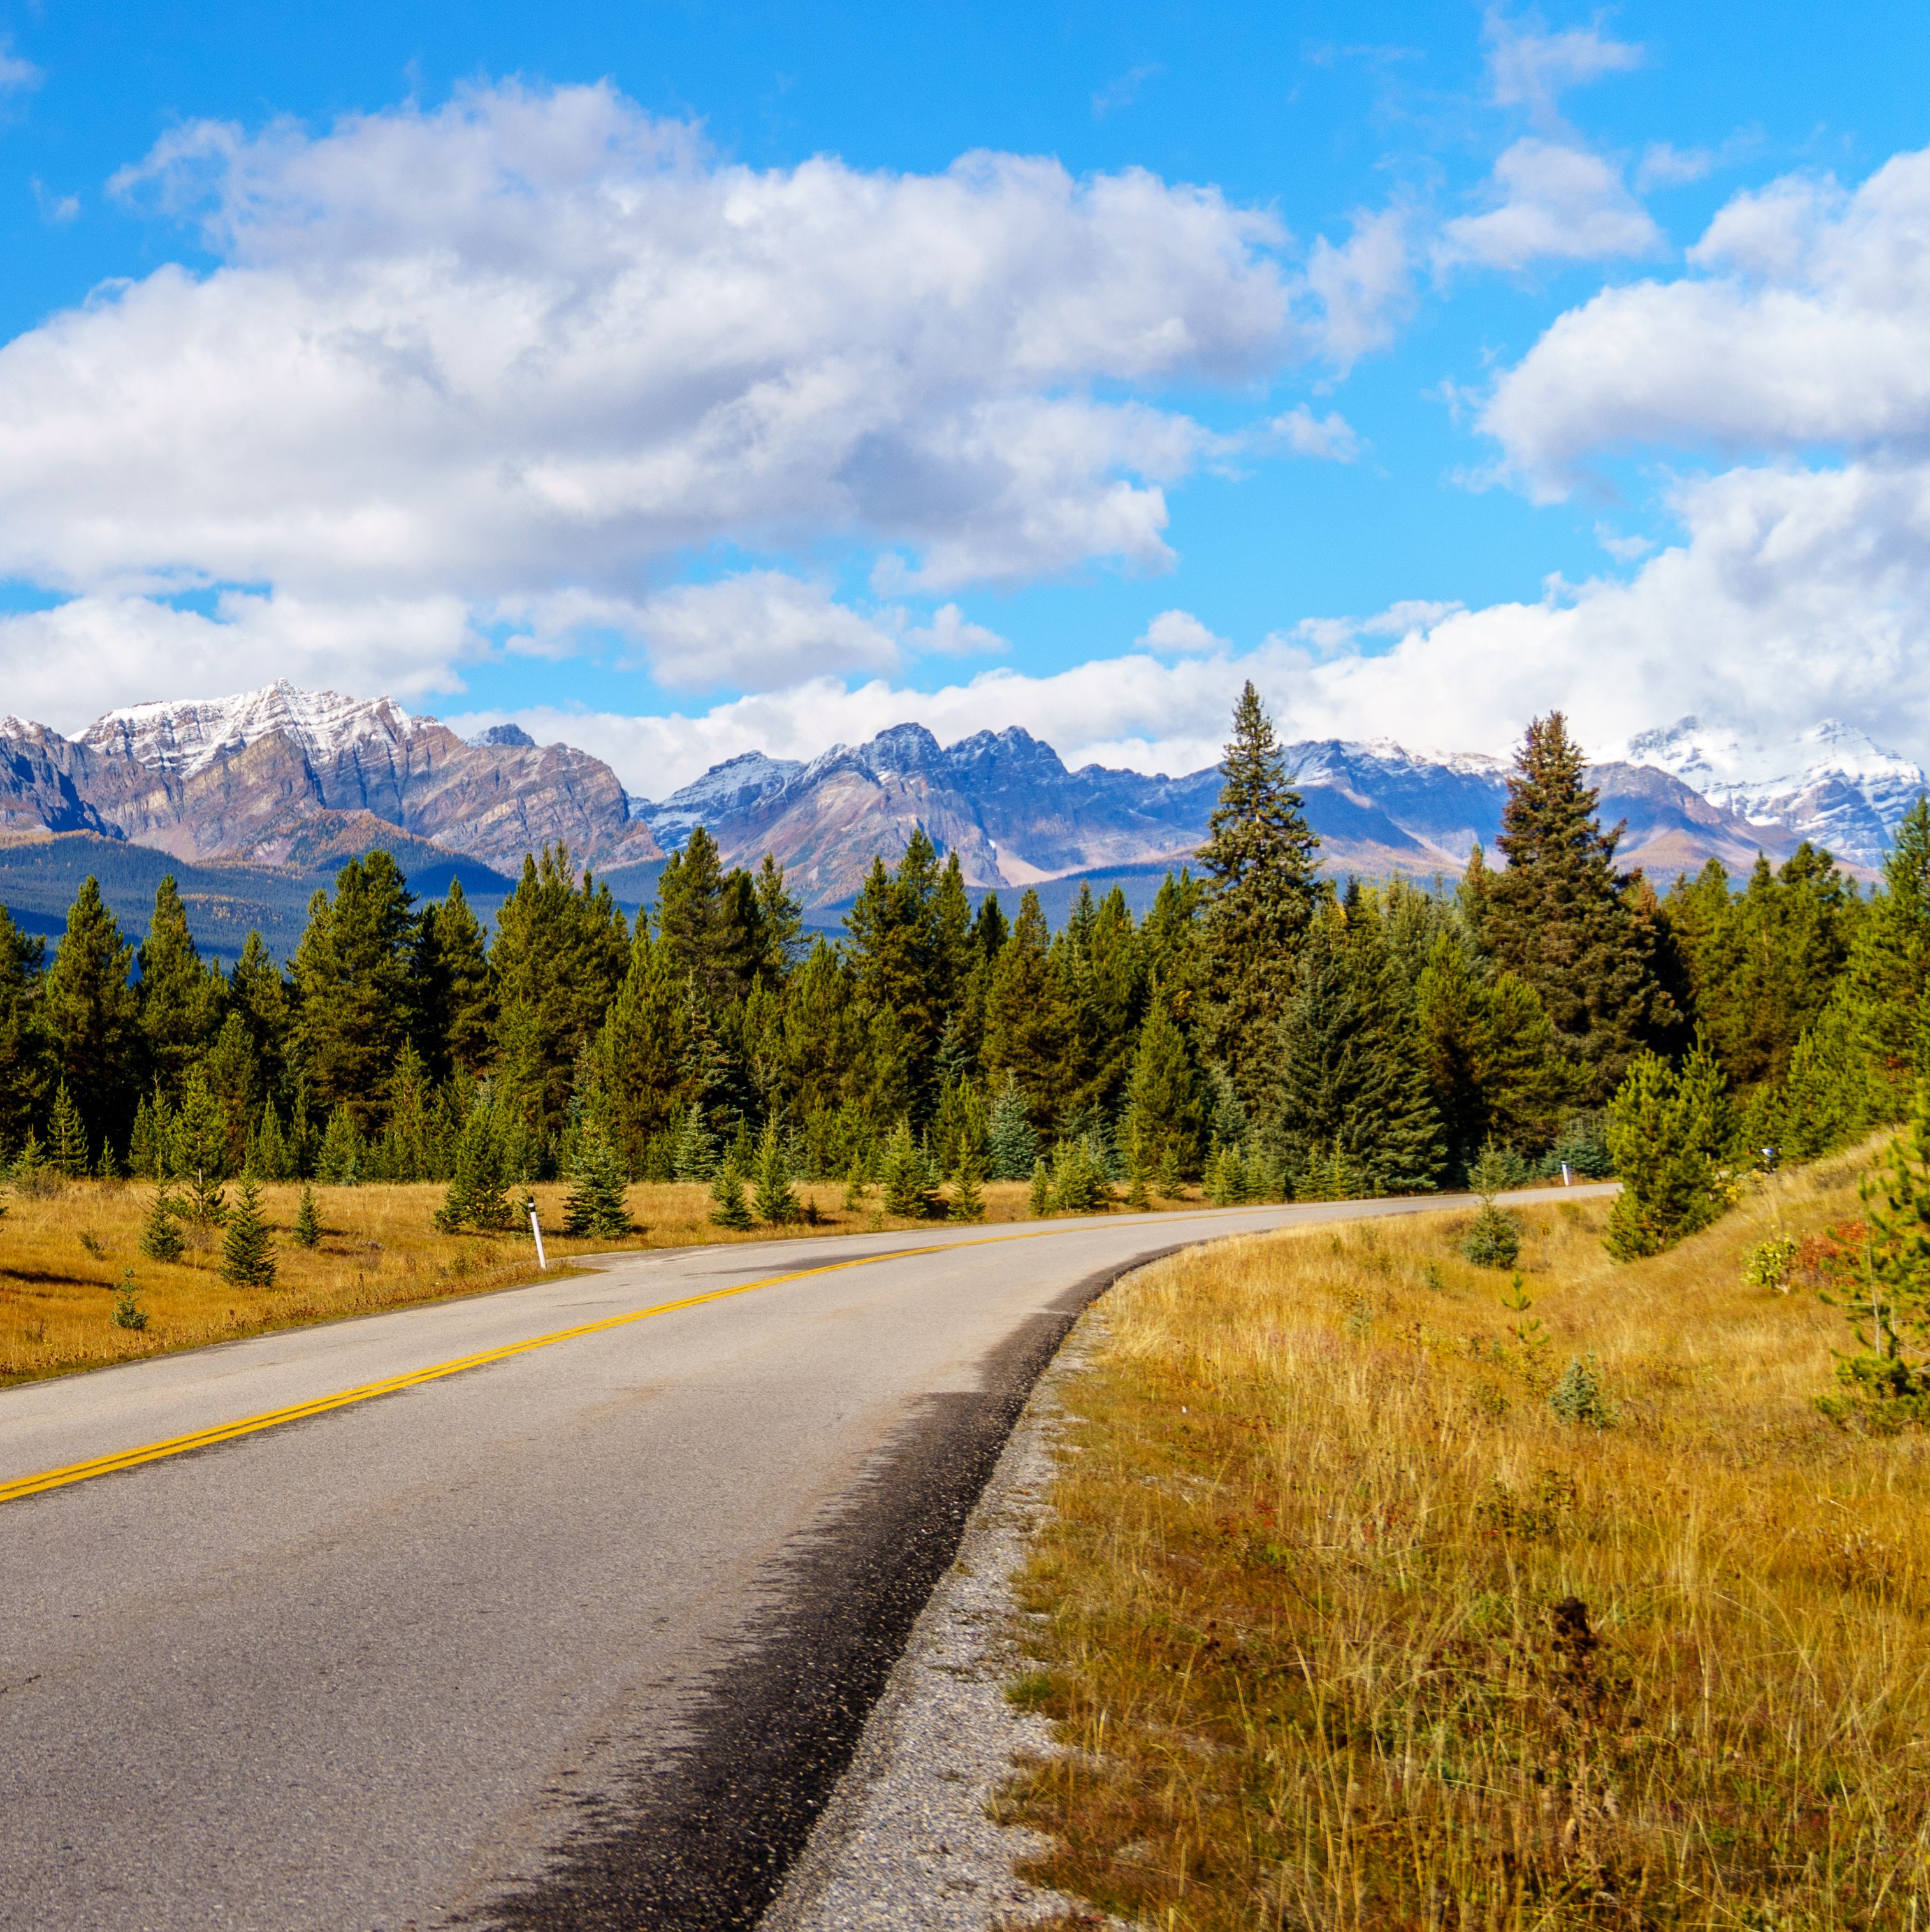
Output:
[
  {"xmin": 1124, "ymin": 1163, "xmax": 1152, "ymax": 1212},
  {"xmin": 672, "ymin": 1105, "xmax": 720, "ymax": 1181},
  {"xmin": 1028, "ymin": 1156, "xmax": 1052, "ymax": 1217},
  {"xmin": 709, "ymin": 1158, "xmax": 754, "ymax": 1230},
  {"xmin": 49, "ymin": 1080, "xmax": 89, "ymax": 1178},
  {"xmin": 563, "ymin": 1121, "xmax": 632, "ymax": 1238},
  {"xmin": 1121, "ymin": 995, "xmax": 1203, "ymax": 1182},
  {"xmin": 1263, "ymin": 913, "xmax": 1444, "ymax": 1198},
  {"xmin": 0, "ymin": 905, "xmax": 50, "ymax": 1158},
  {"xmin": 221, "ymin": 1175, "xmax": 277, "ymax": 1288},
  {"xmin": 1844, "ymin": 797, "xmax": 1930, "ymax": 1115},
  {"xmin": 316, "ymin": 1103, "xmax": 362, "ymax": 1186},
  {"xmin": 10, "ymin": 1129, "xmax": 50, "ymax": 1197},
  {"xmin": 138, "ymin": 875, "xmax": 222, "ymax": 1094},
  {"xmin": 880, "ymin": 1118, "xmax": 936, "ymax": 1219},
  {"xmin": 43, "ymin": 876, "xmax": 140, "ymax": 1152},
  {"xmin": 247, "ymin": 1098, "xmax": 294, "ymax": 1181},
  {"xmin": 985, "ymin": 1071, "xmax": 1040, "ymax": 1180},
  {"xmin": 436, "ymin": 1103, "xmax": 514, "ymax": 1233},
  {"xmin": 948, "ymin": 1144, "xmax": 987, "ymax": 1223},
  {"xmin": 1198, "ymin": 683, "xmax": 1324, "ymax": 1098},
  {"xmin": 414, "ymin": 879, "xmax": 497, "ymax": 1080},
  {"xmin": 1484, "ymin": 715, "xmax": 1680, "ymax": 1102},
  {"xmin": 293, "ymin": 1182, "xmax": 322, "ymax": 1249},
  {"xmin": 1602, "ymin": 1042, "xmax": 1736, "ymax": 1260},
  {"xmin": 1050, "ymin": 1135, "xmax": 1108, "ymax": 1215},
  {"xmin": 982, "ymin": 891, "xmax": 1066, "ymax": 1130},
  {"xmin": 139, "ymin": 1186, "xmax": 184, "ymax": 1263},
  {"xmin": 752, "ymin": 1118, "xmax": 803, "ymax": 1226}
]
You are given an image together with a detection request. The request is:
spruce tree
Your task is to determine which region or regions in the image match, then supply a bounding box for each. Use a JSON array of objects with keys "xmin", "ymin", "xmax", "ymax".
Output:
[
  {"xmin": 982, "ymin": 892, "xmax": 1065, "ymax": 1130},
  {"xmin": 672, "ymin": 1105, "xmax": 720, "ymax": 1181},
  {"xmin": 1121, "ymin": 996, "xmax": 1203, "ymax": 1182},
  {"xmin": 1602, "ymin": 1042, "xmax": 1736, "ymax": 1260},
  {"xmin": 248, "ymin": 1098, "xmax": 293, "ymax": 1181},
  {"xmin": 564, "ymin": 1121, "xmax": 632, "ymax": 1238},
  {"xmin": 138, "ymin": 876, "xmax": 222, "ymax": 1094},
  {"xmin": 437, "ymin": 1103, "xmax": 513, "ymax": 1233},
  {"xmin": 316, "ymin": 1103, "xmax": 362, "ymax": 1186},
  {"xmin": 985, "ymin": 1071, "xmax": 1040, "ymax": 1180},
  {"xmin": 1484, "ymin": 714, "xmax": 1680, "ymax": 1101},
  {"xmin": 10, "ymin": 1129, "xmax": 50, "ymax": 1196},
  {"xmin": 880, "ymin": 1118, "xmax": 936, "ymax": 1219},
  {"xmin": 601, "ymin": 930, "xmax": 688, "ymax": 1173},
  {"xmin": 0, "ymin": 904, "xmax": 50, "ymax": 1157},
  {"xmin": 948, "ymin": 1144, "xmax": 987, "ymax": 1223},
  {"xmin": 221, "ymin": 1175, "xmax": 277, "ymax": 1288},
  {"xmin": 414, "ymin": 879, "xmax": 497, "ymax": 1080},
  {"xmin": 1198, "ymin": 682, "xmax": 1324, "ymax": 1098},
  {"xmin": 49, "ymin": 1080, "xmax": 89, "ymax": 1178},
  {"xmin": 1027, "ymin": 1156, "xmax": 1052, "ymax": 1217},
  {"xmin": 43, "ymin": 876, "xmax": 140, "ymax": 1151},
  {"xmin": 709, "ymin": 1158, "xmax": 754, "ymax": 1230},
  {"xmin": 140, "ymin": 1186, "xmax": 184, "ymax": 1263},
  {"xmin": 293, "ymin": 1182, "xmax": 322, "ymax": 1249},
  {"xmin": 1050, "ymin": 1135, "xmax": 1108, "ymax": 1215},
  {"xmin": 752, "ymin": 1119, "xmax": 803, "ymax": 1226},
  {"xmin": 226, "ymin": 929, "xmax": 291, "ymax": 1096}
]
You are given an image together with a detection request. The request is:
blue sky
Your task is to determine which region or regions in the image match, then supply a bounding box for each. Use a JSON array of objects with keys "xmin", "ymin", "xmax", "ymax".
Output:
[{"xmin": 0, "ymin": 1, "xmax": 1926, "ymax": 795}]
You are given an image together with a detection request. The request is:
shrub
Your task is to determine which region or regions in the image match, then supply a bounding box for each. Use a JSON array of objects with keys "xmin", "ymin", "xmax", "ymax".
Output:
[
  {"xmin": 1548, "ymin": 1355, "xmax": 1614, "ymax": 1428},
  {"xmin": 1743, "ymin": 1235, "xmax": 1799, "ymax": 1293},
  {"xmin": 1603, "ymin": 1043, "xmax": 1738, "ymax": 1260},
  {"xmin": 111, "ymin": 1270, "xmax": 147, "ymax": 1332},
  {"xmin": 1542, "ymin": 1110, "xmax": 1613, "ymax": 1180}
]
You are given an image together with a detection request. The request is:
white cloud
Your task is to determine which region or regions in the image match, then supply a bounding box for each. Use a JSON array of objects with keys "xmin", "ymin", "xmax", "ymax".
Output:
[
  {"xmin": 904, "ymin": 603, "xmax": 1005, "ymax": 657},
  {"xmin": 0, "ymin": 78, "xmax": 1293, "ymax": 657},
  {"xmin": 1092, "ymin": 64, "xmax": 1161, "ymax": 119},
  {"xmin": 443, "ymin": 454, "xmax": 1930, "ymax": 797},
  {"xmin": 1304, "ymin": 205, "xmax": 1414, "ymax": 368},
  {"xmin": 1482, "ymin": 147, "xmax": 1930, "ymax": 493},
  {"xmin": 1138, "ymin": 609, "xmax": 1227, "ymax": 655},
  {"xmin": 1265, "ymin": 404, "xmax": 1361, "ymax": 461},
  {"xmin": 1636, "ymin": 142, "xmax": 1714, "ymax": 190},
  {"xmin": 1485, "ymin": 11, "xmax": 1642, "ymax": 125},
  {"xmin": 1435, "ymin": 138, "xmax": 1663, "ymax": 273},
  {"xmin": 0, "ymin": 41, "xmax": 41, "ymax": 94},
  {"xmin": 613, "ymin": 573, "xmax": 900, "ymax": 691},
  {"xmin": 31, "ymin": 179, "xmax": 79, "ymax": 224}
]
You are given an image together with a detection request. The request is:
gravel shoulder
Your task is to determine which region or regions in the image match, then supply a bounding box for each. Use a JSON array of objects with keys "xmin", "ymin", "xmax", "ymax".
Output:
[{"xmin": 763, "ymin": 1314, "xmax": 1105, "ymax": 1932}]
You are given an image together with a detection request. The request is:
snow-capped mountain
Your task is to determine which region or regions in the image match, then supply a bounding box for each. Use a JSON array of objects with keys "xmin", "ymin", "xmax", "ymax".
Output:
[
  {"xmin": 80, "ymin": 681, "xmax": 418, "ymax": 780},
  {"xmin": 1620, "ymin": 718, "xmax": 1927, "ymax": 869}
]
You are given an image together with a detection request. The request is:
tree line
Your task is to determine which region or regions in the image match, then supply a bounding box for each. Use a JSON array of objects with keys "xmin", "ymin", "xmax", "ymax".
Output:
[{"xmin": 0, "ymin": 683, "xmax": 1920, "ymax": 1217}]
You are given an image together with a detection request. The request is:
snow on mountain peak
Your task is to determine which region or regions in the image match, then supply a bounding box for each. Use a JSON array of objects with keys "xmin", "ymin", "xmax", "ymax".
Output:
[
  {"xmin": 79, "ymin": 679, "xmax": 417, "ymax": 777},
  {"xmin": 1620, "ymin": 716, "xmax": 1927, "ymax": 868}
]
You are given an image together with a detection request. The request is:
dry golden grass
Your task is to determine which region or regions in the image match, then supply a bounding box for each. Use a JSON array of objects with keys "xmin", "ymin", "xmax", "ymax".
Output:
[
  {"xmin": 1001, "ymin": 1149, "xmax": 1930, "ymax": 1931},
  {"xmin": 0, "ymin": 1174, "xmax": 1215, "ymax": 1388}
]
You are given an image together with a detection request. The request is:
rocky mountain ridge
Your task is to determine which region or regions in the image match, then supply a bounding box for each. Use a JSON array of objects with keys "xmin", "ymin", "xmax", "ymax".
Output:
[{"xmin": 0, "ymin": 683, "xmax": 1919, "ymax": 910}]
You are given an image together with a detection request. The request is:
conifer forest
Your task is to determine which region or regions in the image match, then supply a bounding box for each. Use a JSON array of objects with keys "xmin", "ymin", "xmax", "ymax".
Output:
[{"xmin": 0, "ymin": 682, "xmax": 1917, "ymax": 1237}]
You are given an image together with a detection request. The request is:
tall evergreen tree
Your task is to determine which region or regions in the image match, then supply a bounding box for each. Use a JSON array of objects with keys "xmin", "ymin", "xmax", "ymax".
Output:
[
  {"xmin": 1121, "ymin": 995, "xmax": 1204, "ymax": 1180},
  {"xmin": 1845, "ymin": 797, "xmax": 1930, "ymax": 1114},
  {"xmin": 415, "ymin": 879, "xmax": 496, "ymax": 1080},
  {"xmin": 1263, "ymin": 912, "xmax": 1444, "ymax": 1197},
  {"xmin": 657, "ymin": 829, "xmax": 735, "ymax": 1004},
  {"xmin": 43, "ymin": 876, "xmax": 140, "ymax": 1151},
  {"xmin": 227, "ymin": 930, "xmax": 291, "ymax": 1099},
  {"xmin": 982, "ymin": 889, "xmax": 1066, "ymax": 1129},
  {"xmin": 138, "ymin": 876, "xmax": 222, "ymax": 1095},
  {"xmin": 290, "ymin": 853, "xmax": 417, "ymax": 1131},
  {"xmin": 0, "ymin": 904, "xmax": 50, "ymax": 1156},
  {"xmin": 1198, "ymin": 683, "xmax": 1324, "ymax": 1098},
  {"xmin": 599, "ymin": 926, "xmax": 688, "ymax": 1173},
  {"xmin": 1483, "ymin": 713, "xmax": 1679, "ymax": 1101}
]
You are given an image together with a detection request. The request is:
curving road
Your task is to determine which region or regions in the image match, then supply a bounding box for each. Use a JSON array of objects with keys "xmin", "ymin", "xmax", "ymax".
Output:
[{"xmin": 0, "ymin": 1190, "xmax": 1601, "ymax": 1931}]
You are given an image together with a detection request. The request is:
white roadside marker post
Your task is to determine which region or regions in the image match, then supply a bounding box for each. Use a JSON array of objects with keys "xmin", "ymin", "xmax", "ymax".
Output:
[
  {"xmin": 1560, "ymin": 1163, "xmax": 1572, "ymax": 1187},
  {"xmin": 528, "ymin": 1197, "xmax": 548, "ymax": 1270}
]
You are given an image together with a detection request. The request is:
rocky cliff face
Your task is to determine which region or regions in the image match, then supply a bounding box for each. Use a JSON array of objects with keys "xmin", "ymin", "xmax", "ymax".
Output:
[{"xmin": 4, "ymin": 681, "xmax": 662, "ymax": 873}]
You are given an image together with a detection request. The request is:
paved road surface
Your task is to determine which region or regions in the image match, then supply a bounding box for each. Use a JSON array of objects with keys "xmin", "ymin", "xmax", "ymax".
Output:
[{"xmin": 0, "ymin": 1191, "xmax": 1599, "ymax": 1930}]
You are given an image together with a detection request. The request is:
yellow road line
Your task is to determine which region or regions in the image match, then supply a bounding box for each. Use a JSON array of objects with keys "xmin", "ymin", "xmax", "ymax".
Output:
[{"xmin": 2, "ymin": 1211, "xmax": 1276, "ymax": 1510}]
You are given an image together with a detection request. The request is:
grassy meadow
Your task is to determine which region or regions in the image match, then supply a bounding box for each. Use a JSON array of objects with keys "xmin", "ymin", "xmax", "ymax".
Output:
[
  {"xmin": 0, "ymin": 1173, "xmax": 1080, "ymax": 1387},
  {"xmin": 999, "ymin": 1147, "xmax": 1930, "ymax": 1931}
]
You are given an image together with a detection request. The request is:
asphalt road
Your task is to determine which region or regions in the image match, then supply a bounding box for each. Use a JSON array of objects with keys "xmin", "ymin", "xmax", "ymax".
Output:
[{"xmin": 0, "ymin": 1190, "xmax": 1600, "ymax": 1931}]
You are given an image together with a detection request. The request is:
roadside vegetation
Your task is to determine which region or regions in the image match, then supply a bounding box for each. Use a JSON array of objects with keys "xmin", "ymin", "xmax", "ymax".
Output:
[
  {"xmin": 0, "ymin": 1174, "xmax": 1094, "ymax": 1386},
  {"xmin": 1000, "ymin": 1142, "xmax": 1930, "ymax": 1929}
]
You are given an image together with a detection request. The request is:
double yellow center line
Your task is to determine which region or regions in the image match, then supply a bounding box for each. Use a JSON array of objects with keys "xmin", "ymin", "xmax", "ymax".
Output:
[{"xmin": 2, "ymin": 1213, "xmax": 1249, "ymax": 1510}]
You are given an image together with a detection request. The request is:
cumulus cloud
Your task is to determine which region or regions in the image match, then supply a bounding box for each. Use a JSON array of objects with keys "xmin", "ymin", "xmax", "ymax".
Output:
[
  {"xmin": 1137, "ymin": 609, "xmax": 1228, "ymax": 655},
  {"xmin": 0, "ymin": 78, "xmax": 1294, "ymax": 671},
  {"xmin": 1265, "ymin": 404, "xmax": 1361, "ymax": 461},
  {"xmin": 1483, "ymin": 147, "xmax": 1930, "ymax": 493},
  {"xmin": 1435, "ymin": 138, "xmax": 1663, "ymax": 273},
  {"xmin": 611, "ymin": 573, "xmax": 901, "ymax": 691},
  {"xmin": 904, "ymin": 603, "xmax": 1006, "ymax": 657},
  {"xmin": 443, "ymin": 453, "xmax": 1930, "ymax": 796}
]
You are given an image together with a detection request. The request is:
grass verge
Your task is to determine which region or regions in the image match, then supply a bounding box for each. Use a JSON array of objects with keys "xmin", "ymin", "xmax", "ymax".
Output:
[
  {"xmin": 998, "ymin": 1151, "xmax": 1930, "ymax": 1930},
  {"xmin": 0, "ymin": 1175, "xmax": 1223, "ymax": 1388}
]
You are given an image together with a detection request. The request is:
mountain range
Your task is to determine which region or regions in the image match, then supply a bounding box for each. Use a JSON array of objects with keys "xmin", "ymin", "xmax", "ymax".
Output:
[{"xmin": 0, "ymin": 683, "xmax": 1921, "ymax": 924}]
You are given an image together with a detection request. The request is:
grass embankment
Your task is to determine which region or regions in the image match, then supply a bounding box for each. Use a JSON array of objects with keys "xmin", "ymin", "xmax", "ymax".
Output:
[
  {"xmin": 1002, "ymin": 1152, "xmax": 1930, "ymax": 1930},
  {"xmin": 0, "ymin": 1175, "xmax": 1214, "ymax": 1388}
]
